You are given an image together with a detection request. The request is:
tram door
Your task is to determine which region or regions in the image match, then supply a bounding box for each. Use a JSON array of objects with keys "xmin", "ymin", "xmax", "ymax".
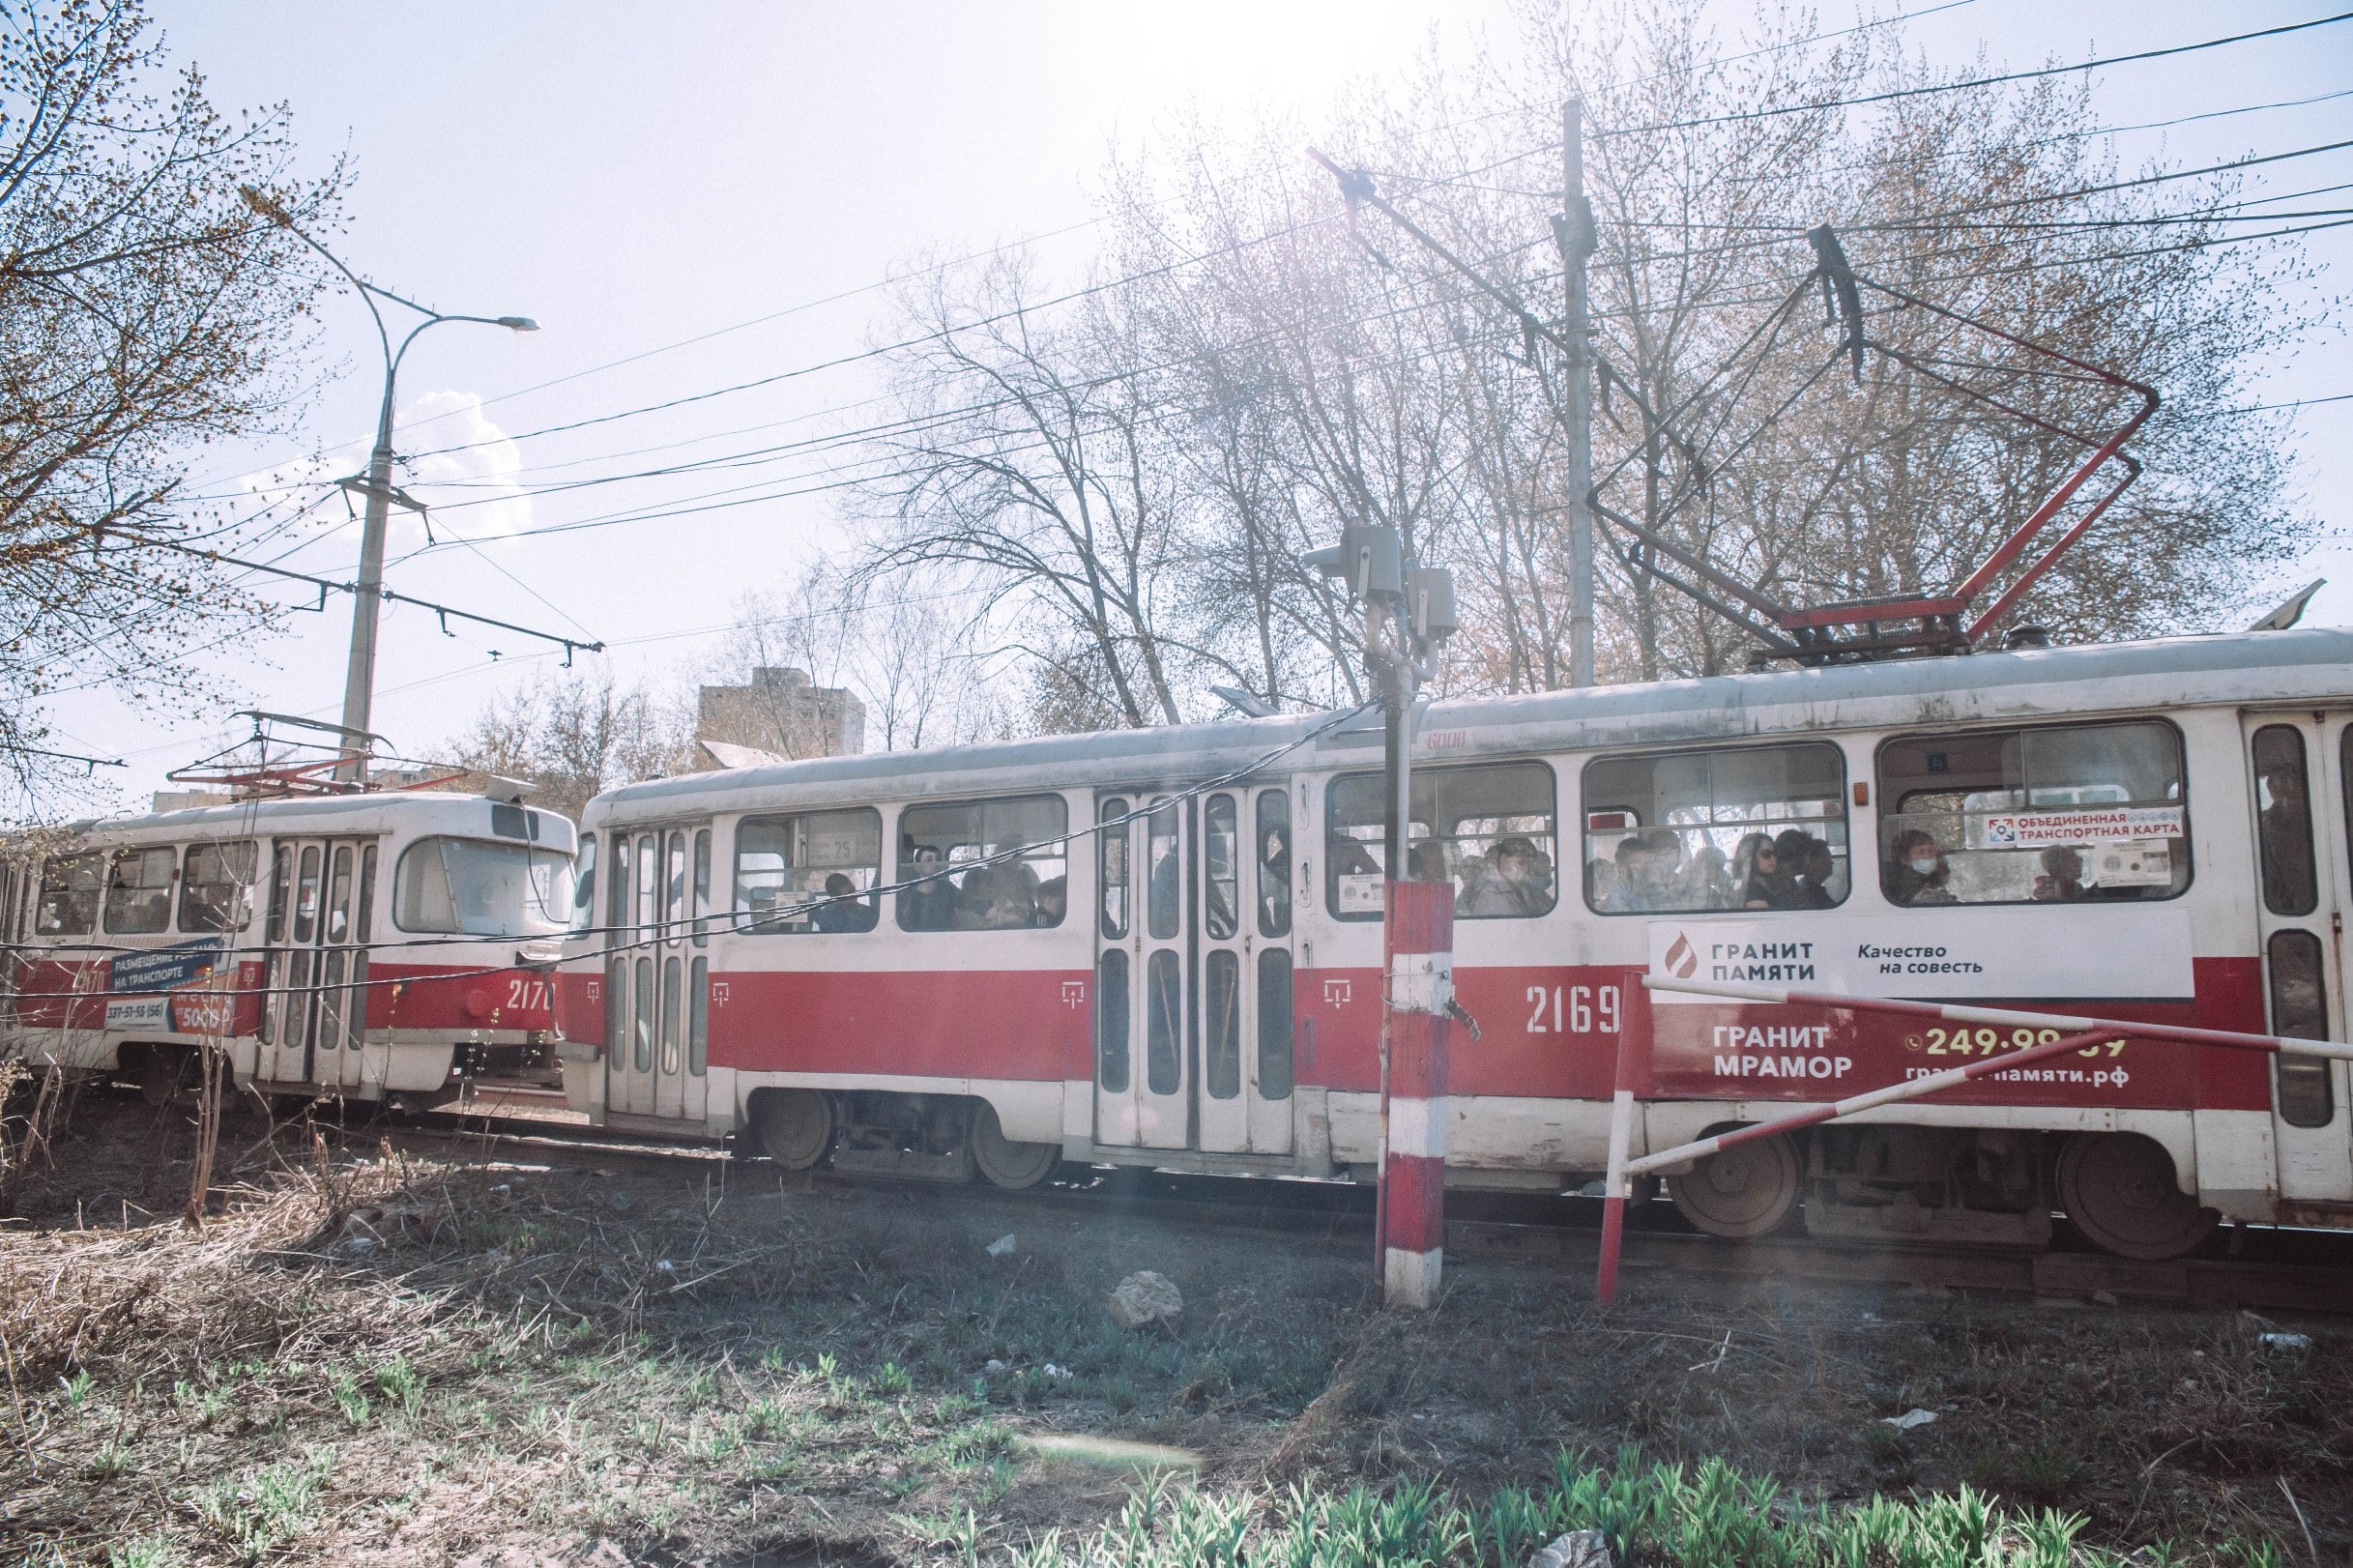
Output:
[
  {"xmin": 1091, "ymin": 786, "xmax": 1295, "ymax": 1155},
  {"xmin": 260, "ymin": 837, "xmax": 373, "ymax": 1089},
  {"xmin": 604, "ymin": 825, "xmax": 711, "ymax": 1124},
  {"xmin": 2243, "ymin": 715, "xmax": 2353, "ymax": 1204}
]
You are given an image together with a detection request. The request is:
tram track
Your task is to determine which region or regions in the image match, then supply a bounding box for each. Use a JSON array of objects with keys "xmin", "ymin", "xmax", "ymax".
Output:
[{"xmin": 364, "ymin": 1105, "xmax": 2353, "ymax": 1317}]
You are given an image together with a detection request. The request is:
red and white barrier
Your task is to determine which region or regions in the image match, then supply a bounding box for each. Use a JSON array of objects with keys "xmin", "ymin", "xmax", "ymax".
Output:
[
  {"xmin": 1592, "ymin": 973, "xmax": 2353, "ymax": 1303},
  {"xmin": 1380, "ymin": 880, "xmax": 1453, "ymax": 1310}
]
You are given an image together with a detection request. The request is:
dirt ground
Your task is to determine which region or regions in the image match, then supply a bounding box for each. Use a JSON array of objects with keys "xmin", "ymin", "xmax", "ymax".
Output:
[{"xmin": 1, "ymin": 1093, "xmax": 2347, "ymax": 1566}]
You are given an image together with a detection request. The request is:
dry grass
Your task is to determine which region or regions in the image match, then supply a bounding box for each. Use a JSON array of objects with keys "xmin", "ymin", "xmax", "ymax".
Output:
[{"xmin": 0, "ymin": 1095, "xmax": 2345, "ymax": 1565}]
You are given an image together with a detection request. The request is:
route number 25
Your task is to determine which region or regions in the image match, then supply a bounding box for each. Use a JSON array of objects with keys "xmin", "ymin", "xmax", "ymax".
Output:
[{"xmin": 1525, "ymin": 984, "xmax": 1618, "ymax": 1034}]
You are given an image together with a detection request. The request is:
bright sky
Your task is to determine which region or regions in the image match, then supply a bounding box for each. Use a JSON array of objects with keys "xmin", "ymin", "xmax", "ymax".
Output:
[{"xmin": 46, "ymin": 0, "xmax": 2353, "ymax": 811}]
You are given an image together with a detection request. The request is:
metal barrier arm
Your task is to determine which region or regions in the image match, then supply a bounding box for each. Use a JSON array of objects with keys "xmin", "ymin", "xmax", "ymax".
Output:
[{"xmin": 1622, "ymin": 1023, "xmax": 2116, "ymax": 1180}]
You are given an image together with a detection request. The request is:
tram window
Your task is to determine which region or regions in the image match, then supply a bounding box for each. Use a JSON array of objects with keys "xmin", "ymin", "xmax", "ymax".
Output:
[
  {"xmin": 688, "ymin": 956, "xmax": 709, "ymax": 1076},
  {"xmin": 294, "ymin": 846, "xmax": 321, "ymax": 943},
  {"xmin": 1146, "ymin": 797, "xmax": 1178, "ymax": 939},
  {"xmin": 660, "ymin": 954, "xmax": 683, "ymax": 1074},
  {"xmin": 2253, "ymin": 726, "xmax": 2318, "ymax": 916},
  {"xmin": 736, "ymin": 808, "xmax": 881, "ymax": 934},
  {"xmin": 1258, "ymin": 948, "xmax": 1294, "ymax": 1099},
  {"xmin": 665, "ymin": 833, "xmax": 688, "ymax": 938},
  {"xmin": 606, "ymin": 834, "xmax": 631, "ymax": 932},
  {"xmin": 1326, "ymin": 761, "xmax": 1558, "ymax": 921},
  {"xmin": 35, "ymin": 852, "xmax": 102, "ymax": 936},
  {"xmin": 635, "ymin": 834, "xmax": 656, "ymax": 939},
  {"xmin": 326, "ymin": 845, "xmax": 354, "ymax": 944},
  {"xmin": 1204, "ymin": 795, "xmax": 1239, "ymax": 940},
  {"xmin": 691, "ymin": 830, "xmax": 712, "ymax": 946},
  {"xmin": 632, "ymin": 955, "xmax": 654, "ymax": 1071},
  {"xmin": 2268, "ymin": 928, "xmax": 2335, "ymax": 1127},
  {"xmin": 103, "ymin": 847, "xmax": 177, "ymax": 935},
  {"xmin": 2341, "ymin": 725, "xmax": 2353, "ymax": 904},
  {"xmin": 357, "ymin": 844, "xmax": 378, "ymax": 944},
  {"xmin": 1146, "ymin": 948, "xmax": 1181, "ymax": 1093},
  {"xmin": 1582, "ymin": 744, "xmax": 1846, "ymax": 915},
  {"xmin": 392, "ymin": 837, "xmax": 574, "ymax": 936},
  {"xmin": 1206, "ymin": 948, "xmax": 1240, "ymax": 1099},
  {"xmin": 603, "ymin": 957, "xmax": 625, "ymax": 1059},
  {"xmin": 180, "ymin": 841, "xmax": 257, "ymax": 933},
  {"xmin": 570, "ymin": 835, "xmax": 598, "ymax": 935},
  {"xmin": 896, "ymin": 794, "xmax": 1069, "ymax": 932},
  {"xmin": 265, "ymin": 844, "xmax": 293, "ymax": 944},
  {"xmin": 1099, "ymin": 799, "xmax": 1131, "ymax": 940},
  {"xmin": 1257, "ymin": 790, "xmax": 1292, "ymax": 939},
  {"xmin": 1096, "ymin": 948, "xmax": 1131, "ymax": 1093},
  {"xmin": 1877, "ymin": 721, "xmax": 2189, "ymax": 906}
]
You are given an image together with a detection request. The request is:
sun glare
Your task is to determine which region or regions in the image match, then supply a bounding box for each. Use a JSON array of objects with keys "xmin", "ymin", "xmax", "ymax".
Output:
[{"xmin": 1073, "ymin": 0, "xmax": 1486, "ymax": 123}]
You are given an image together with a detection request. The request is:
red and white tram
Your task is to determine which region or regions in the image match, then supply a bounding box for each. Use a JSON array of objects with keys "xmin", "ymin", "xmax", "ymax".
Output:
[
  {"xmin": 553, "ymin": 627, "xmax": 2353, "ymax": 1258},
  {"xmin": 2, "ymin": 789, "xmax": 575, "ymax": 1104}
]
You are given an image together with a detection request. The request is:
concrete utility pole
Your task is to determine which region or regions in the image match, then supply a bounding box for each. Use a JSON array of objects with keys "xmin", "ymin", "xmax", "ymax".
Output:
[
  {"xmin": 1555, "ymin": 99, "xmax": 1598, "ymax": 688},
  {"xmin": 1306, "ymin": 526, "xmax": 1460, "ymax": 1309},
  {"xmin": 238, "ymin": 187, "xmax": 537, "ymax": 781}
]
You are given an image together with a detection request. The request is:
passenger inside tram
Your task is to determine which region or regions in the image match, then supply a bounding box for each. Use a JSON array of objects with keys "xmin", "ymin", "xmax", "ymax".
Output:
[
  {"xmin": 1034, "ymin": 876, "xmax": 1068, "ymax": 927},
  {"xmin": 1457, "ymin": 835, "xmax": 1550, "ymax": 916},
  {"xmin": 1886, "ymin": 828, "xmax": 1957, "ymax": 905},
  {"xmin": 1782, "ymin": 829, "xmax": 1841, "ymax": 909},
  {"xmin": 2030, "ymin": 845, "xmax": 2087, "ymax": 902},
  {"xmin": 958, "ymin": 834, "xmax": 1041, "ymax": 928},
  {"xmin": 899, "ymin": 845, "xmax": 957, "ymax": 931},
  {"xmin": 814, "ymin": 872, "xmax": 879, "ymax": 933},
  {"xmin": 1731, "ymin": 831, "xmax": 1780, "ymax": 909}
]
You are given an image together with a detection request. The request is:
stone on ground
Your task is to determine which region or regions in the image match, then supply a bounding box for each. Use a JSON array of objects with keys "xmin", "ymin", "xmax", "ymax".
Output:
[{"xmin": 1107, "ymin": 1268, "xmax": 1182, "ymax": 1329}]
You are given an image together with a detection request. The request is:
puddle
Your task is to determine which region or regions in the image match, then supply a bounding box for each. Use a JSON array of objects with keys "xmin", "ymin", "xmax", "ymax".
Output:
[{"xmin": 1015, "ymin": 1432, "xmax": 1204, "ymax": 1470}]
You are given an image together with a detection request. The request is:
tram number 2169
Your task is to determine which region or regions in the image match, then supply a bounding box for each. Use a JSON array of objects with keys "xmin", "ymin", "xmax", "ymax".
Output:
[{"xmin": 1525, "ymin": 984, "xmax": 1619, "ymax": 1035}]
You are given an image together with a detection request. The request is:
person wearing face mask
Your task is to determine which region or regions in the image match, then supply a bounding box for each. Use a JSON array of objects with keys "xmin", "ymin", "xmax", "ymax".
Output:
[{"xmin": 1887, "ymin": 828, "xmax": 1956, "ymax": 906}]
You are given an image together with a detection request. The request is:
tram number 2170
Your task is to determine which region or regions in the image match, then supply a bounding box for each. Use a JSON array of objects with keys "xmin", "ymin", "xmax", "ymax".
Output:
[{"xmin": 1525, "ymin": 984, "xmax": 1619, "ymax": 1035}]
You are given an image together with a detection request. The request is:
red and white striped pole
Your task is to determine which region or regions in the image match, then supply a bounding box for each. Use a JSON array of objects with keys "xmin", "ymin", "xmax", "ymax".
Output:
[{"xmin": 1380, "ymin": 878, "xmax": 1453, "ymax": 1309}]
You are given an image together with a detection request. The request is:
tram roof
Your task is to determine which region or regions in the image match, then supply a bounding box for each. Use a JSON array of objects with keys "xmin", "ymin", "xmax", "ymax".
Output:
[
  {"xmin": 589, "ymin": 626, "xmax": 2353, "ymax": 824},
  {"xmin": 46, "ymin": 789, "xmax": 578, "ymax": 848}
]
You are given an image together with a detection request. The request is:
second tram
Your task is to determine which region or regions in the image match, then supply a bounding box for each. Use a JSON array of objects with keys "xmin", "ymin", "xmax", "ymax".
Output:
[{"xmin": 2, "ymin": 789, "xmax": 576, "ymax": 1104}]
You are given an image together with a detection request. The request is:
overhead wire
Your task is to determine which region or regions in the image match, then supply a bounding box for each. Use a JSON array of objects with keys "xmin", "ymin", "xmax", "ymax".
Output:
[{"xmin": 1592, "ymin": 11, "xmax": 2353, "ymax": 139}]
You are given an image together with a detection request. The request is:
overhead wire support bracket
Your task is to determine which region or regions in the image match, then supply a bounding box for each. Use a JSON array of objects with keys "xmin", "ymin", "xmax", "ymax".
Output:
[
  {"xmin": 334, "ymin": 474, "xmax": 431, "ymax": 514},
  {"xmin": 6, "ymin": 743, "xmax": 127, "ymax": 775},
  {"xmin": 89, "ymin": 530, "xmax": 607, "ymax": 666}
]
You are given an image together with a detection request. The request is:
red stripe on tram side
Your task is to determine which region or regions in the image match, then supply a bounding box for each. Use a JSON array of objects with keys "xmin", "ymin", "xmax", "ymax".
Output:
[
  {"xmin": 368, "ymin": 963, "xmax": 557, "ymax": 1032},
  {"xmin": 1301, "ymin": 955, "xmax": 2272, "ymax": 1113},
  {"xmin": 1296, "ymin": 963, "xmax": 1639, "ymax": 1099},
  {"xmin": 554, "ymin": 968, "xmax": 604, "ymax": 1048},
  {"xmin": 707, "ymin": 967, "xmax": 1092, "ymax": 1082}
]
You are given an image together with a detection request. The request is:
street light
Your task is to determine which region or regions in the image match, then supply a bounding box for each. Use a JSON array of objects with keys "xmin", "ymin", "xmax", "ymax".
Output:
[{"xmin": 239, "ymin": 186, "xmax": 538, "ymax": 780}]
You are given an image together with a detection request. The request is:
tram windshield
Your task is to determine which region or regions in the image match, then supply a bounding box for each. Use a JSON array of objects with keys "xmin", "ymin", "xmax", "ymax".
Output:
[{"xmin": 393, "ymin": 835, "xmax": 574, "ymax": 936}]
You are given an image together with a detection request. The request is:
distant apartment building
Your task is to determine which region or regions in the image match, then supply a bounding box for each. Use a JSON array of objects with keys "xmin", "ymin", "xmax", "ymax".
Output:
[{"xmin": 695, "ymin": 666, "xmax": 864, "ymax": 768}]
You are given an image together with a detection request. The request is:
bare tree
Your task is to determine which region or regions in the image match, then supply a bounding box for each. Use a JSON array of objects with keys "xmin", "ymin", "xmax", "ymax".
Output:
[
  {"xmin": 0, "ymin": 0, "xmax": 344, "ymax": 808},
  {"xmin": 449, "ymin": 670, "xmax": 694, "ymax": 822},
  {"xmin": 839, "ymin": 0, "xmax": 2320, "ymax": 718},
  {"xmin": 853, "ymin": 256, "xmax": 1189, "ymax": 729}
]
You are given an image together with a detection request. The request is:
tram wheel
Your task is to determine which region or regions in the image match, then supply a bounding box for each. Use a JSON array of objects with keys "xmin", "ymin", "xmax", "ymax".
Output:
[
  {"xmin": 1666, "ymin": 1132, "xmax": 1800, "ymax": 1238},
  {"xmin": 132, "ymin": 1045, "xmax": 189, "ymax": 1108},
  {"xmin": 970, "ymin": 1102, "xmax": 1060, "ymax": 1190},
  {"xmin": 755, "ymin": 1089, "xmax": 834, "ymax": 1171},
  {"xmin": 2055, "ymin": 1132, "xmax": 2216, "ymax": 1260}
]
